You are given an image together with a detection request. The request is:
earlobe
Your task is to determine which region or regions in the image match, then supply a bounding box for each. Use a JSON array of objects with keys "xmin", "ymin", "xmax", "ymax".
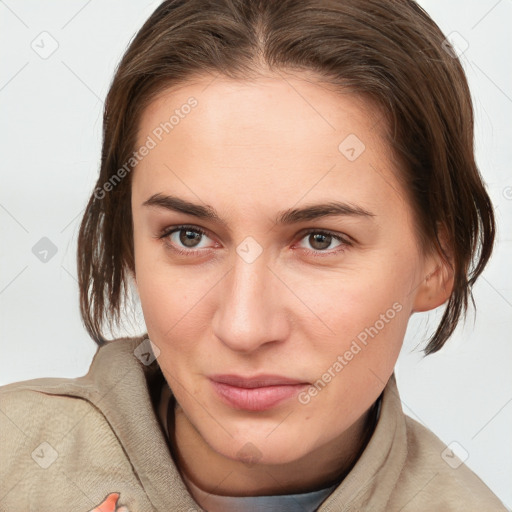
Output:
[
  {"xmin": 412, "ymin": 262, "xmax": 454, "ymax": 312},
  {"xmin": 413, "ymin": 231, "xmax": 455, "ymax": 314}
]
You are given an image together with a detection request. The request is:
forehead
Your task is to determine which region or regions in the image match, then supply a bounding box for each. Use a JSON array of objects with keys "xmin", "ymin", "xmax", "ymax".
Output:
[
  {"xmin": 132, "ymin": 73, "xmax": 405, "ymax": 213},
  {"xmin": 137, "ymin": 72, "xmax": 387, "ymax": 151}
]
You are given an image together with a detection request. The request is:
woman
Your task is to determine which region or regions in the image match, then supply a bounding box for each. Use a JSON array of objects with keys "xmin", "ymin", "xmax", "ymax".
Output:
[{"xmin": 0, "ymin": 0, "xmax": 508, "ymax": 511}]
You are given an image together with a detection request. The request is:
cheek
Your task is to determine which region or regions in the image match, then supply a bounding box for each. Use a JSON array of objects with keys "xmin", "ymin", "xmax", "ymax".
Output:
[
  {"xmin": 320, "ymin": 297, "xmax": 407, "ymax": 378},
  {"xmin": 300, "ymin": 292, "xmax": 408, "ymax": 424},
  {"xmin": 136, "ymin": 272, "xmax": 202, "ymax": 394},
  {"xmin": 134, "ymin": 253, "xmax": 216, "ymax": 365},
  {"xmin": 137, "ymin": 273, "xmax": 199, "ymax": 344},
  {"xmin": 133, "ymin": 233, "xmax": 185, "ymax": 331},
  {"xmin": 302, "ymin": 258, "xmax": 414, "ymax": 370}
]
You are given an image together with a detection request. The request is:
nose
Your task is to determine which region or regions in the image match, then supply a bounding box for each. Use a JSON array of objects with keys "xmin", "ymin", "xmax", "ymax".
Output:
[{"xmin": 212, "ymin": 249, "xmax": 289, "ymax": 353}]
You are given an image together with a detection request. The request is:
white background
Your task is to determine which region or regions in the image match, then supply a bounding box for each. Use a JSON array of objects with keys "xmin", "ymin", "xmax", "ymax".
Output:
[{"xmin": 0, "ymin": 0, "xmax": 511, "ymax": 509}]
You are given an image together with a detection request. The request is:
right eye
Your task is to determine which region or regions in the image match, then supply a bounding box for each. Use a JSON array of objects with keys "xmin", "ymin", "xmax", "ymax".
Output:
[{"xmin": 159, "ymin": 224, "xmax": 217, "ymax": 255}]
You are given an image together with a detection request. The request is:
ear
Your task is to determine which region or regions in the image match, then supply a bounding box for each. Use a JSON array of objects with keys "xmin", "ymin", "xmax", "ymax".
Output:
[{"xmin": 412, "ymin": 226, "xmax": 454, "ymax": 313}]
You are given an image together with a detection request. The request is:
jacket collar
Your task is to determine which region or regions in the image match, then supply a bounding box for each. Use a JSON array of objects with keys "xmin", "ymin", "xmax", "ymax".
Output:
[
  {"xmin": 318, "ymin": 369, "xmax": 407, "ymax": 511},
  {"xmin": 39, "ymin": 335, "xmax": 407, "ymax": 511}
]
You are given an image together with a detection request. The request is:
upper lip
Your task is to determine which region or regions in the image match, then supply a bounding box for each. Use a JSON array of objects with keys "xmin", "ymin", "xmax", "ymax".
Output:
[{"xmin": 209, "ymin": 374, "xmax": 309, "ymax": 388}]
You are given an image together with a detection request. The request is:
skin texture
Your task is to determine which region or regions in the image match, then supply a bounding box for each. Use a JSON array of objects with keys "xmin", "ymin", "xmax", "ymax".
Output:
[{"xmin": 130, "ymin": 71, "xmax": 453, "ymax": 501}]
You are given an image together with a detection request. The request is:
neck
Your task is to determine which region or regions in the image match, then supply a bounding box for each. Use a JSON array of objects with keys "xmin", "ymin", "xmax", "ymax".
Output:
[{"xmin": 163, "ymin": 394, "xmax": 380, "ymax": 499}]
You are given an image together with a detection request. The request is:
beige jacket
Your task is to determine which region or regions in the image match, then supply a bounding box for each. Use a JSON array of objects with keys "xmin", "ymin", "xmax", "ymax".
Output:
[{"xmin": 0, "ymin": 335, "xmax": 508, "ymax": 511}]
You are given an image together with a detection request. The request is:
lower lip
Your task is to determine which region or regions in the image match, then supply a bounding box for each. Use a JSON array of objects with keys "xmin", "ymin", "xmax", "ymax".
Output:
[{"xmin": 210, "ymin": 380, "xmax": 308, "ymax": 411}]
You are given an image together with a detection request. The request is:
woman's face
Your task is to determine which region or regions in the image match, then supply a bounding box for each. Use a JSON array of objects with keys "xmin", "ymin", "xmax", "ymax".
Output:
[{"xmin": 130, "ymin": 72, "xmax": 444, "ymax": 467}]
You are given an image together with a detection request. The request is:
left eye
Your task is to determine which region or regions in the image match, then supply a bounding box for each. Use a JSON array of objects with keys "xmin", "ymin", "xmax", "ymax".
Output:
[{"xmin": 297, "ymin": 231, "xmax": 345, "ymax": 252}]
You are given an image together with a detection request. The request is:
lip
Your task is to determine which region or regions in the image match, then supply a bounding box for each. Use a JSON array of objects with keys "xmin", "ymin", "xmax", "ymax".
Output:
[{"xmin": 209, "ymin": 374, "xmax": 309, "ymax": 411}]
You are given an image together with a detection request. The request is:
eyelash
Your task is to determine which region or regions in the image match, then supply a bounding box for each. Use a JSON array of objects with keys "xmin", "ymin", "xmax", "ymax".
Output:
[{"xmin": 158, "ymin": 224, "xmax": 352, "ymax": 258}]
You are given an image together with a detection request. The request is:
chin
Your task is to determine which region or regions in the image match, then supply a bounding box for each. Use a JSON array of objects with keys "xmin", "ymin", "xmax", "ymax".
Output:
[{"xmin": 212, "ymin": 427, "xmax": 310, "ymax": 467}]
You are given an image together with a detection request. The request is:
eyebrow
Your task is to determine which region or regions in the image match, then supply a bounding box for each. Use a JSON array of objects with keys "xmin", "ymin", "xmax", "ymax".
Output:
[{"xmin": 142, "ymin": 193, "xmax": 375, "ymax": 226}]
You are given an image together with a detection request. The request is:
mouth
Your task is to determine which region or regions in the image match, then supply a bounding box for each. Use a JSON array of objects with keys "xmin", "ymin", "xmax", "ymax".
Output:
[{"xmin": 209, "ymin": 374, "xmax": 310, "ymax": 411}]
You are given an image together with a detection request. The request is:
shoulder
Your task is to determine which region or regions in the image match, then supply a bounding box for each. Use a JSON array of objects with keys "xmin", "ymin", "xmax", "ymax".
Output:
[
  {"xmin": 0, "ymin": 376, "xmax": 114, "ymax": 473},
  {"xmin": 387, "ymin": 414, "xmax": 508, "ymax": 511},
  {"xmin": 0, "ymin": 336, "xmax": 143, "ymax": 457},
  {"xmin": 0, "ymin": 367, "xmax": 144, "ymax": 510},
  {"xmin": 0, "ymin": 376, "xmax": 98, "ymax": 444}
]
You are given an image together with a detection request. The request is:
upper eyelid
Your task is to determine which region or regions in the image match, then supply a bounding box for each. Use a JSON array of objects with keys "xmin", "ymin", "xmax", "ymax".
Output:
[{"xmin": 160, "ymin": 224, "xmax": 209, "ymax": 237}]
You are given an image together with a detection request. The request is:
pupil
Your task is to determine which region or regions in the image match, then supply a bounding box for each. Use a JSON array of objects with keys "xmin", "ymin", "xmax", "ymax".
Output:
[
  {"xmin": 311, "ymin": 233, "xmax": 330, "ymax": 250},
  {"xmin": 180, "ymin": 229, "xmax": 201, "ymax": 248}
]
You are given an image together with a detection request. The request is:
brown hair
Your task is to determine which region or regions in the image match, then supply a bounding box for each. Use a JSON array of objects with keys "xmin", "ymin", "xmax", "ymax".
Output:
[{"xmin": 77, "ymin": 0, "xmax": 495, "ymax": 355}]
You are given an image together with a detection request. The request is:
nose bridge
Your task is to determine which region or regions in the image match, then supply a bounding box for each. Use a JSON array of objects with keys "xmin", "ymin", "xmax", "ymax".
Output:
[{"xmin": 213, "ymin": 247, "xmax": 283, "ymax": 352}]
